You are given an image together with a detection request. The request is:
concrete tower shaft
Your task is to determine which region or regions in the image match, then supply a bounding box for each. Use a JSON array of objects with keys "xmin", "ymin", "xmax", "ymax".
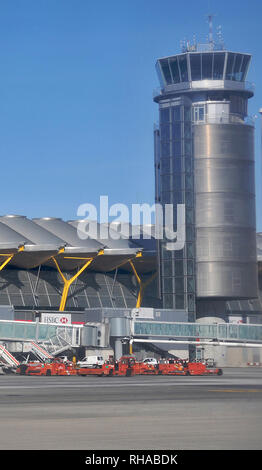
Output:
[{"xmin": 194, "ymin": 122, "xmax": 257, "ymax": 298}]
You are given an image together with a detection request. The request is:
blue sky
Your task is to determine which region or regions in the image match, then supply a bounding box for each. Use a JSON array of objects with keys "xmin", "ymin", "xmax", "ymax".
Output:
[{"xmin": 0, "ymin": 0, "xmax": 261, "ymax": 230}]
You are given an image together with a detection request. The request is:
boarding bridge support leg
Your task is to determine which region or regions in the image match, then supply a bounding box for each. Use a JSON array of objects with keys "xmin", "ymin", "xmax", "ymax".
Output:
[{"xmin": 114, "ymin": 339, "xmax": 123, "ymax": 361}]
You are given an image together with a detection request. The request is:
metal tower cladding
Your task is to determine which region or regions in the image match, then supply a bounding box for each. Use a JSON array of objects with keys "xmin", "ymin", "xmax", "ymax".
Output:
[{"xmin": 154, "ymin": 35, "xmax": 258, "ymax": 316}]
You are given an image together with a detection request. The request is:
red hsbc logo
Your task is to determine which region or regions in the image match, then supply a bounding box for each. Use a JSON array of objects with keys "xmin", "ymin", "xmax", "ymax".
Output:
[{"xmin": 41, "ymin": 314, "xmax": 71, "ymax": 325}]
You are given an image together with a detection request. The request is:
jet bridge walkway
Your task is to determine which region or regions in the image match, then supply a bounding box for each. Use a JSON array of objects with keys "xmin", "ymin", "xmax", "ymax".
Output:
[{"xmin": 0, "ymin": 320, "xmax": 83, "ymax": 357}]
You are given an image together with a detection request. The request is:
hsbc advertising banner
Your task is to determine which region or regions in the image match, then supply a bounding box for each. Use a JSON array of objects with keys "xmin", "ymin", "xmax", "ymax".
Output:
[{"xmin": 41, "ymin": 313, "xmax": 72, "ymax": 325}]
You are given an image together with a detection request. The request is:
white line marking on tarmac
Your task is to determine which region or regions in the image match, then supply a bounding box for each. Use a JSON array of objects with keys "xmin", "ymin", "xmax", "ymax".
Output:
[{"xmin": 0, "ymin": 380, "xmax": 259, "ymax": 390}]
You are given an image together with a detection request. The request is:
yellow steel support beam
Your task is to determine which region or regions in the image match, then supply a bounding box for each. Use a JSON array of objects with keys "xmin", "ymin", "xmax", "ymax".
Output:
[
  {"xmin": 108, "ymin": 251, "xmax": 142, "ymax": 273},
  {"xmin": 52, "ymin": 250, "xmax": 104, "ymax": 312},
  {"xmin": 129, "ymin": 260, "xmax": 157, "ymax": 309},
  {"xmin": 0, "ymin": 245, "xmax": 24, "ymax": 271},
  {"xmin": 0, "ymin": 255, "xmax": 15, "ymax": 271}
]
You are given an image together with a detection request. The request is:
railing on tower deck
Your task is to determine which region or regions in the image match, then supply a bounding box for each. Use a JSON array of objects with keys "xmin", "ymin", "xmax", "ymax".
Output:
[
  {"xmin": 192, "ymin": 112, "xmax": 255, "ymax": 126},
  {"xmin": 153, "ymin": 80, "xmax": 255, "ymax": 99}
]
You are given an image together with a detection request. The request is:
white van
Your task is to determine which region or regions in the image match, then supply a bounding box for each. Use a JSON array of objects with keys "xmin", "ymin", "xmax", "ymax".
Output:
[
  {"xmin": 143, "ymin": 357, "xmax": 158, "ymax": 365},
  {"xmin": 77, "ymin": 355, "xmax": 104, "ymax": 368}
]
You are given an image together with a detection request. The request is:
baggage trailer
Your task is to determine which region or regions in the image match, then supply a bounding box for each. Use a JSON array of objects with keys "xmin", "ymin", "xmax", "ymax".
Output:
[
  {"xmin": 158, "ymin": 361, "xmax": 185, "ymax": 375},
  {"xmin": 136, "ymin": 362, "xmax": 159, "ymax": 375}
]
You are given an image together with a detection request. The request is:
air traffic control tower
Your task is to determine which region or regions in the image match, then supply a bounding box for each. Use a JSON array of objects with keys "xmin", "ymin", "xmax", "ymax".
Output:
[{"xmin": 154, "ymin": 26, "xmax": 258, "ymax": 322}]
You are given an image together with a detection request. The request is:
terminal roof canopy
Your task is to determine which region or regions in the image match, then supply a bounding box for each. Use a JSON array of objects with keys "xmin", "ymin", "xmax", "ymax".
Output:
[
  {"xmin": 0, "ymin": 215, "xmax": 259, "ymax": 275},
  {"xmin": 69, "ymin": 220, "xmax": 140, "ymax": 251},
  {"xmin": 0, "ymin": 220, "xmax": 28, "ymax": 252},
  {"xmin": 0, "ymin": 215, "xmax": 64, "ymax": 246},
  {"xmin": 0, "ymin": 215, "xmax": 65, "ymax": 269},
  {"xmin": 33, "ymin": 217, "xmax": 104, "ymax": 253},
  {"xmin": 69, "ymin": 220, "xmax": 145, "ymax": 273},
  {"xmin": 0, "ymin": 215, "xmax": 157, "ymax": 273}
]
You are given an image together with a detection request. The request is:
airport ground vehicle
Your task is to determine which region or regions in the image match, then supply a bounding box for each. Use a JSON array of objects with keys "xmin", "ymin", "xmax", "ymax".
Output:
[
  {"xmin": 114, "ymin": 356, "xmax": 139, "ymax": 376},
  {"xmin": 136, "ymin": 358, "xmax": 222, "ymax": 376},
  {"xmin": 143, "ymin": 357, "xmax": 158, "ymax": 366},
  {"xmin": 77, "ymin": 356, "xmax": 152, "ymax": 377},
  {"xmin": 17, "ymin": 358, "xmax": 77, "ymax": 376},
  {"xmin": 77, "ymin": 356, "xmax": 137, "ymax": 377},
  {"xmin": 16, "ymin": 355, "xmax": 223, "ymax": 377},
  {"xmin": 77, "ymin": 357, "xmax": 184, "ymax": 377},
  {"xmin": 76, "ymin": 356, "xmax": 104, "ymax": 368},
  {"xmin": 76, "ymin": 363, "xmax": 114, "ymax": 376},
  {"xmin": 183, "ymin": 361, "xmax": 223, "ymax": 376}
]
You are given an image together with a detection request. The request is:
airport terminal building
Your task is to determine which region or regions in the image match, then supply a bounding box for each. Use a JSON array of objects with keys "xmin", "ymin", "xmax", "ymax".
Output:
[
  {"xmin": 0, "ymin": 215, "xmax": 261, "ymax": 325},
  {"xmin": 0, "ymin": 32, "xmax": 262, "ymax": 367}
]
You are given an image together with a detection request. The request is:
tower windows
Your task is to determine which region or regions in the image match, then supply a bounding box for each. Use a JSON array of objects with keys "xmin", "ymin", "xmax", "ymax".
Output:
[
  {"xmin": 193, "ymin": 105, "xmax": 205, "ymax": 123},
  {"xmin": 158, "ymin": 52, "xmax": 250, "ymax": 86}
]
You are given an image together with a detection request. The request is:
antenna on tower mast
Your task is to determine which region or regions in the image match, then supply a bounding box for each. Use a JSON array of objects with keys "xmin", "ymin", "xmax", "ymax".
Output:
[
  {"xmin": 217, "ymin": 24, "xmax": 225, "ymax": 50},
  {"xmin": 207, "ymin": 13, "xmax": 214, "ymax": 48}
]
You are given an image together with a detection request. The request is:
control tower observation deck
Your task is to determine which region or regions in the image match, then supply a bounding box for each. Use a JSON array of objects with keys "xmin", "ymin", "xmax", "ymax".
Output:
[{"xmin": 154, "ymin": 35, "xmax": 258, "ymax": 313}]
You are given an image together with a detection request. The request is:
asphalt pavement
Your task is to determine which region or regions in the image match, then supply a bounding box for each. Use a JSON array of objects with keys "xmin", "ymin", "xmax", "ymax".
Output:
[{"xmin": 0, "ymin": 368, "xmax": 261, "ymax": 450}]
